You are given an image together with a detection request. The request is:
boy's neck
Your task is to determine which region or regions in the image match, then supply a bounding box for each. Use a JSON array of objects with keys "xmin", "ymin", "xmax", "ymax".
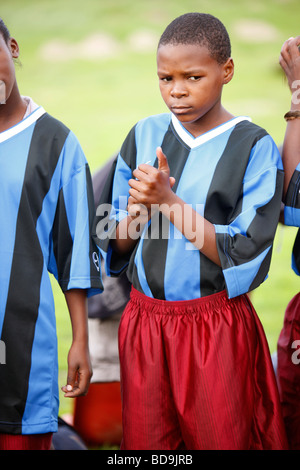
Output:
[
  {"xmin": 0, "ymin": 84, "xmax": 27, "ymax": 133},
  {"xmin": 180, "ymin": 106, "xmax": 235, "ymax": 138}
]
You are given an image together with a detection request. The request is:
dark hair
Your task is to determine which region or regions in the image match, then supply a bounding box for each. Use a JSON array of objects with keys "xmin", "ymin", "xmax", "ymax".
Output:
[
  {"xmin": 0, "ymin": 18, "xmax": 10, "ymax": 44},
  {"xmin": 158, "ymin": 13, "xmax": 231, "ymax": 64}
]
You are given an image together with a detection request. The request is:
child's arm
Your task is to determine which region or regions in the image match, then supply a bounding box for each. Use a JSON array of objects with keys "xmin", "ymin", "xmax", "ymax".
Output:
[
  {"xmin": 61, "ymin": 288, "xmax": 92, "ymax": 398},
  {"xmin": 127, "ymin": 147, "xmax": 221, "ymax": 266},
  {"xmin": 279, "ymin": 35, "xmax": 300, "ymax": 196}
]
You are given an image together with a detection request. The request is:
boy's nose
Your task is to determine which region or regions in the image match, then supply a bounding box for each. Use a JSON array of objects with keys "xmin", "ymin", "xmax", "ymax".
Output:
[{"xmin": 170, "ymin": 82, "xmax": 188, "ymax": 98}]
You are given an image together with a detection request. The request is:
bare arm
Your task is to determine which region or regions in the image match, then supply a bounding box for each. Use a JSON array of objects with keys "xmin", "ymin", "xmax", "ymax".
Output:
[
  {"xmin": 279, "ymin": 36, "xmax": 300, "ymax": 196},
  {"xmin": 61, "ymin": 289, "xmax": 92, "ymax": 397}
]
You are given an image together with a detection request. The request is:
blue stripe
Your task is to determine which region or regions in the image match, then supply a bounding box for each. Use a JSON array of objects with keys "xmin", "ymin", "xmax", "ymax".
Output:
[
  {"xmin": 22, "ymin": 267, "xmax": 58, "ymax": 433},
  {"xmin": 223, "ymin": 246, "xmax": 271, "ymax": 298},
  {"xmin": 112, "ymin": 154, "xmax": 132, "ymax": 209},
  {"xmin": 134, "ymin": 234, "xmax": 153, "ymax": 298},
  {"xmin": 0, "ymin": 125, "xmax": 35, "ymax": 336},
  {"xmin": 58, "ymin": 134, "xmax": 96, "ymax": 292},
  {"xmin": 292, "ymin": 252, "xmax": 300, "ymax": 276},
  {"xmin": 164, "ymin": 224, "xmax": 201, "ymax": 300},
  {"xmin": 284, "ymin": 205, "xmax": 300, "ymax": 227},
  {"xmin": 135, "ymin": 114, "xmax": 171, "ymax": 167}
]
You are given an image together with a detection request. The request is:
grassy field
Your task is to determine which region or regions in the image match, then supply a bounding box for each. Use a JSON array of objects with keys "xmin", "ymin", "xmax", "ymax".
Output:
[{"xmin": 2, "ymin": 0, "xmax": 300, "ymax": 417}]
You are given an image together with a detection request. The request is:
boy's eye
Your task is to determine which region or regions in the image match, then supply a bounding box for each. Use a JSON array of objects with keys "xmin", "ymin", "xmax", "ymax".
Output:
[
  {"xmin": 160, "ymin": 76, "xmax": 172, "ymax": 82},
  {"xmin": 189, "ymin": 76, "xmax": 201, "ymax": 81}
]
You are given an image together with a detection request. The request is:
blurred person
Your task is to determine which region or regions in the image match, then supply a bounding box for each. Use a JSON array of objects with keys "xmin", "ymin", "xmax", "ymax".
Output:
[
  {"xmin": 94, "ymin": 13, "xmax": 287, "ymax": 450},
  {"xmin": 0, "ymin": 18, "xmax": 103, "ymax": 450},
  {"xmin": 73, "ymin": 158, "xmax": 131, "ymax": 447},
  {"xmin": 277, "ymin": 35, "xmax": 300, "ymax": 450}
]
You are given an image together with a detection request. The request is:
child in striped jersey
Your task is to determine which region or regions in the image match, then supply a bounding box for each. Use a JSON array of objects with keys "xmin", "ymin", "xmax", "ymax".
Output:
[
  {"xmin": 277, "ymin": 35, "xmax": 300, "ymax": 450},
  {"xmin": 0, "ymin": 18, "xmax": 103, "ymax": 449},
  {"xmin": 95, "ymin": 13, "xmax": 288, "ymax": 449}
]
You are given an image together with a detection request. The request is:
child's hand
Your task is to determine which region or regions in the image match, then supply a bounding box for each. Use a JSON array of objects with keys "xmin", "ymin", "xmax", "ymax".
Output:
[
  {"xmin": 127, "ymin": 195, "xmax": 150, "ymax": 223},
  {"xmin": 129, "ymin": 147, "xmax": 175, "ymax": 209},
  {"xmin": 61, "ymin": 340, "xmax": 92, "ymax": 398},
  {"xmin": 279, "ymin": 36, "xmax": 300, "ymax": 92}
]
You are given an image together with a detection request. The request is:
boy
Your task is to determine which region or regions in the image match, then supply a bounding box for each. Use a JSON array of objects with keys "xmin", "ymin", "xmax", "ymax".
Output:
[
  {"xmin": 95, "ymin": 13, "xmax": 287, "ymax": 450},
  {"xmin": 277, "ymin": 35, "xmax": 300, "ymax": 450},
  {"xmin": 0, "ymin": 18, "xmax": 103, "ymax": 450}
]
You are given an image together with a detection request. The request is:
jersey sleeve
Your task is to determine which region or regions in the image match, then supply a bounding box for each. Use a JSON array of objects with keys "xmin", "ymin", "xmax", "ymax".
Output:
[
  {"xmin": 48, "ymin": 132, "xmax": 103, "ymax": 297},
  {"xmin": 93, "ymin": 126, "xmax": 137, "ymax": 277},
  {"xmin": 213, "ymin": 135, "xmax": 284, "ymax": 298},
  {"xmin": 284, "ymin": 162, "xmax": 300, "ymax": 226}
]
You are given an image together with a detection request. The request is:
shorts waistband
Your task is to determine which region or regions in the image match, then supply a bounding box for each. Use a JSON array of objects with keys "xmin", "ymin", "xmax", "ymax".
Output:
[{"xmin": 129, "ymin": 286, "xmax": 232, "ymax": 315}]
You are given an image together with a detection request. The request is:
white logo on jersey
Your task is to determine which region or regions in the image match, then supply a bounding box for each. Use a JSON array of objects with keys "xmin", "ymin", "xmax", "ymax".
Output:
[{"xmin": 92, "ymin": 251, "xmax": 100, "ymax": 271}]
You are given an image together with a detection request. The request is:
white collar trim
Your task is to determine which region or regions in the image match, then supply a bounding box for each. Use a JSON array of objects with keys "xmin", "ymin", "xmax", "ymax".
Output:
[
  {"xmin": 171, "ymin": 114, "xmax": 252, "ymax": 149},
  {"xmin": 0, "ymin": 105, "xmax": 46, "ymax": 144}
]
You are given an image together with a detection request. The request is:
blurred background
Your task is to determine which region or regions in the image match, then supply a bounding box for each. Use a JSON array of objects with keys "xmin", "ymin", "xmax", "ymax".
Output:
[{"xmin": 2, "ymin": 0, "xmax": 300, "ymax": 416}]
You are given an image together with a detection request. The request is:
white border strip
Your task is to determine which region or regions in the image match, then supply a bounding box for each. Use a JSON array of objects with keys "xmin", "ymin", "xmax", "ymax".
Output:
[
  {"xmin": 171, "ymin": 114, "xmax": 252, "ymax": 149},
  {"xmin": 0, "ymin": 106, "xmax": 46, "ymax": 144}
]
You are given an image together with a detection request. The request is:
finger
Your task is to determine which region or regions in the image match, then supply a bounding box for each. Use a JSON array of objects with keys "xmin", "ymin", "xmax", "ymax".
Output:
[
  {"xmin": 132, "ymin": 167, "xmax": 153, "ymax": 181},
  {"xmin": 64, "ymin": 370, "xmax": 90, "ymax": 398},
  {"xmin": 281, "ymin": 38, "xmax": 294, "ymax": 61},
  {"xmin": 129, "ymin": 177, "xmax": 147, "ymax": 192},
  {"xmin": 128, "ymin": 202, "xmax": 148, "ymax": 218},
  {"xmin": 156, "ymin": 147, "xmax": 170, "ymax": 173},
  {"xmin": 135, "ymin": 164, "xmax": 158, "ymax": 177},
  {"xmin": 128, "ymin": 195, "xmax": 137, "ymax": 205},
  {"xmin": 169, "ymin": 176, "xmax": 176, "ymax": 188},
  {"xmin": 129, "ymin": 187, "xmax": 142, "ymax": 201},
  {"xmin": 288, "ymin": 36, "xmax": 300, "ymax": 58},
  {"xmin": 279, "ymin": 53, "xmax": 290, "ymax": 73}
]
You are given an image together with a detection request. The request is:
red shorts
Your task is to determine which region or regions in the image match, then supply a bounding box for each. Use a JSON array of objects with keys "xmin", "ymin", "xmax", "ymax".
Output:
[
  {"xmin": 277, "ymin": 292, "xmax": 300, "ymax": 450},
  {"xmin": 119, "ymin": 287, "xmax": 288, "ymax": 450},
  {"xmin": 0, "ymin": 432, "xmax": 53, "ymax": 450}
]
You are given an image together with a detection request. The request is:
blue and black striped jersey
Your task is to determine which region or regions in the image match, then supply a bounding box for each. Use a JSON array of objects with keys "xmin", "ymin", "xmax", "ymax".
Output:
[
  {"xmin": 283, "ymin": 162, "xmax": 300, "ymax": 276},
  {"xmin": 0, "ymin": 105, "xmax": 103, "ymax": 434},
  {"xmin": 95, "ymin": 113, "xmax": 283, "ymax": 301}
]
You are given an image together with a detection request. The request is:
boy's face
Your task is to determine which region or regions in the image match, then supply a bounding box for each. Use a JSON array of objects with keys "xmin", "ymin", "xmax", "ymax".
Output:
[
  {"xmin": 0, "ymin": 35, "xmax": 19, "ymax": 105},
  {"xmin": 157, "ymin": 43, "xmax": 234, "ymax": 136}
]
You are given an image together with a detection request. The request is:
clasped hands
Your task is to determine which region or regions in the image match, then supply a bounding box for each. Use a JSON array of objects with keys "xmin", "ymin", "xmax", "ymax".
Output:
[{"xmin": 127, "ymin": 147, "xmax": 175, "ymax": 221}]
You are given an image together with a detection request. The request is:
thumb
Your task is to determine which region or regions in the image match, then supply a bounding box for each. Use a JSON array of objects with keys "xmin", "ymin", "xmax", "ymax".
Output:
[{"xmin": 156, "ymin": 147, "xmax": 170, "ymax": 174}]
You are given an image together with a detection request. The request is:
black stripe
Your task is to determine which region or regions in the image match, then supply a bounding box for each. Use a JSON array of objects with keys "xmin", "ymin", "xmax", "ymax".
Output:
[
  {"xmin": 0, "ymin": 113, "xmax": 69, "ymax": 432},
  {"xmin": 285, "ymin": 168, "xmax": 300, "ymax": 208},
  {"xmin": 292, "ymin": 228, "xmax": 300, "ymax": 273},
  {"xmin": 201, "ymin": 121, "xmax": 268, "ymax": 296},
  {"xmin": 85, "ymin": 164, "xmax": 103, "ymax": 288},
  {"xmin": 52, "ymin": 188, "xmax": 73, "ymax": 290},
  {"xmin": 140, "ymin": 125, "xmax": 190, "ymax": 299},
  {"xmin": 217, "ymin": 169, "xmax": 284, "ymax": 271},
  {"xmin": 127, "ymin": 242, "xmax": 144, "ymax": 293},
  {"xmin": 119, "ymin": 125, "xmax": 137, "ymax": 170}
]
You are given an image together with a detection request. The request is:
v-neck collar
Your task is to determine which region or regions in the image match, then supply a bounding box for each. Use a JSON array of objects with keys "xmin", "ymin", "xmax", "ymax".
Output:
[
  {"xmin": 171, "ymin": 114, "xmax": 252, "ymax": 149},
  {"xmin": 0, "ymin": 105, "xmax": 46, "ymax": 144}
]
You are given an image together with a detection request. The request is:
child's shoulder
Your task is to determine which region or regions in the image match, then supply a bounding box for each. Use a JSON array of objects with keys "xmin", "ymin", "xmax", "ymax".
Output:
[
  {"xmin": 38, "ymin": 112, "xmax": 70, "ymax": 138},
  {"xmin": 136, "ymin": 112, "xmax": 171, "ymax": 129},
  {"xmin": 235, "ymin": 117, "xmax": 269, "ymax": 139}
]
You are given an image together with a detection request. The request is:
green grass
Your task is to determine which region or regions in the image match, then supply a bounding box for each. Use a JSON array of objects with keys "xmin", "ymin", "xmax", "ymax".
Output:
[{"xmin": 2, "ymin": 0, "xmax": 300, "ymax": 417}]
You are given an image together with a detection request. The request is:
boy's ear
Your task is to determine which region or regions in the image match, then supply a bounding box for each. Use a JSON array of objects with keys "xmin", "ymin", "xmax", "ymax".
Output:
[
  {"xmin": 223, "ymin": 58, "xmax": 234, "ymax": 84},
  {"xmin": 9, "ymin": 38, "xmax": 20, "ymax": 59}
]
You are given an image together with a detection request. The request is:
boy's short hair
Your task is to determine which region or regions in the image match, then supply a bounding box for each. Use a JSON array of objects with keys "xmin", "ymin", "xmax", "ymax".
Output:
[
  {"xmin": 158, "ymin": 12, "xmax": 231, "ymax": 64},
  {"xmin": 0, "ymin": 18, "xmax": 10, "ymax": 44}
]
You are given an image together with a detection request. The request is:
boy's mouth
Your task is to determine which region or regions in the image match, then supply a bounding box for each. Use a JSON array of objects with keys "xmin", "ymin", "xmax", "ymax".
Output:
[{"xmin": 171, "ymin": 106, "xmax": 191, "ymax": 114}]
